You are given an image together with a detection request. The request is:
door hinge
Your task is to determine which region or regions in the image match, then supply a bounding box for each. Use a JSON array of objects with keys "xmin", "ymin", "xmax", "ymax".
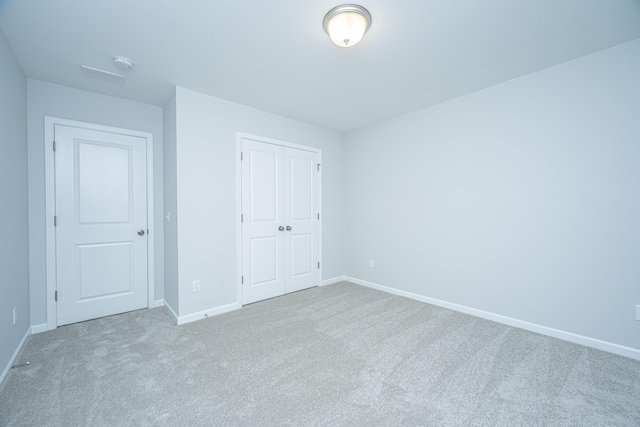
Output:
[
  {"xmin": 241, "ymin": 214, "xmax": 244, "ymax": 223},
  {"xmin": 318, "ymin": 262, "xmax": 320, "ymax": 269},
  {"xmin": 317, "ymin": 164, "xmax": 321, "ymax": 171},
  {"xmin": 53, "ymin": 141, "xmax": 56, "ymax": 152},
  {"xmin": 54, "ymin": 216, "xmax": 57, "ymax": 226},
  {"xmin": 241, "ymin": 152, "xmax": 243, "ymax": 161},
  {"xmin": 55, "ymin": 291, "xmax": 58, "ymax": 301},
  {"xmin": 317, "ymin": 213, "xmax": 320, "ymax": 220},
  {"xmin": 241, "ymin": 276, "xmax": 244, "ymax": 284}
]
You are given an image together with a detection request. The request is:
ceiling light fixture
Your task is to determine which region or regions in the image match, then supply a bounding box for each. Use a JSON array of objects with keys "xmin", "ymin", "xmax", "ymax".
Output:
[{"xmin": 323, "ymin": 4, "xmax": 372, "ymax": 48}]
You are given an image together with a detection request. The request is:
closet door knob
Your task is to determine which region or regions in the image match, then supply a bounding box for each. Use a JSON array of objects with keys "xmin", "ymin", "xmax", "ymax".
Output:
[
  {"xmin": 278, "ymin": 226, "xmax": 285, "ymax": 231},
  {"xmin": 286, "ymin": 226, "xmax": 292, "ymax": 231}
]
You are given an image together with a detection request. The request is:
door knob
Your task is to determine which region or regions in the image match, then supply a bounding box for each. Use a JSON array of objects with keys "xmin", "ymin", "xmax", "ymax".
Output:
[
  {"xmin": 278, "ymin": 226, "xmax": 285, "ymax": 231},
  {"xmin": 137, "ymin": 230, "xmax": 145, "ymax": 236},
  {"xmin": 286, "ymin": 226, "xmax": 292, "ymax": 231}
]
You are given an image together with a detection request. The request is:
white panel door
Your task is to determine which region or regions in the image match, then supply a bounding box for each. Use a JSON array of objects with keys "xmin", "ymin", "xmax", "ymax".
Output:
[
  {"xmin": 284, "ymin": 148, "xmax": 319, "ymax": 294},
  {"xmin": 241, "ymin": 138, "xmax": 320, "ymax": 305},
  {"xmin": 241, "ymin": 140, "xmax": 285, "ymax": 304},
  {"xmin": 55, "ymin": 125, "xmax": 148, "ymax": 326}
]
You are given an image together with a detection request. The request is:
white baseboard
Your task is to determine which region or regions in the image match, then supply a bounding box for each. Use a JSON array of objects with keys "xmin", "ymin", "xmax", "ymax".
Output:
[
  {"xmin": 150, "ymin": 299, "xmax": 164, "ymax": 308},
  {"xmin": 30, "ymin": 323, "xmax": 48, "ymax": 334},
  {"xmin": 164, "ymin": 301, "xmax": 179, "ymax": 324},
  {"xmin": 345, "ymin": 276, "xmax": 640, "ymax": 361},
  {"xmin": 164, "ymin": 301, "xmax": 241, "ymax": 326},
  {"xmin": 176, "ymin": 302, "xmax": 241, "ymax": 325},
  {"xmin": 0, "ymin": 328, "xmax": 30, "ymax": 391},
  {"xmin": 321, "ymin": 276, "xmax": 347, "ymax": 287}
]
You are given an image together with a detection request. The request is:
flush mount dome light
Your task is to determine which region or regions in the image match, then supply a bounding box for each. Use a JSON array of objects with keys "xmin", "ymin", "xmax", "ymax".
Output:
[{"xmin": 323, "ymin": 4, "xmax": 372, "ymax": 47}]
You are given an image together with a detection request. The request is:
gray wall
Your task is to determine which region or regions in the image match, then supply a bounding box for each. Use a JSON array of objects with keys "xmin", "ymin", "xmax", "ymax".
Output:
[
  {"xmin": 0, "ymin": 29, "xmax": 29, "ymax": 382},
  {"xmin": 343, "ymin": 39, "xmax": 640, "ymax": 350},
  {"xmin": 170, "ymin": 87, "xmax": 344, "ymax": 319},
  {"xmin": 27, "ymin": 80, "xmax": 165, "ymax": 327}
]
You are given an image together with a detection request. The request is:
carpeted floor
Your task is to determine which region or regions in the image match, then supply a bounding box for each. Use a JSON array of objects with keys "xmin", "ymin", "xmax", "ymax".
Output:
[{"xmin": 1, "ymin": 282, "xmax": 639, "ymax": 426}]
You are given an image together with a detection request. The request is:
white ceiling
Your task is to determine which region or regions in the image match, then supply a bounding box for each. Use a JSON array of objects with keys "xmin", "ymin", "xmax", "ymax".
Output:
[{"xmin": 1, "ymin": 0, "xmax": 640, "ymax": 132}]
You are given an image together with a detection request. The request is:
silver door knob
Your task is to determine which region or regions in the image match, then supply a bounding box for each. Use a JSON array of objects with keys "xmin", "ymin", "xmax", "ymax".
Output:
[
  {"xmin": 286, "ymin": 226, "xmax": 292, "ymax": 231},
  {"xmin": 278, "ymin": 226, "xmax": 285, "ymax": 231},
  {"xmin": 137, "ymin": 230, "xmax": 145, "ymax": 236}
]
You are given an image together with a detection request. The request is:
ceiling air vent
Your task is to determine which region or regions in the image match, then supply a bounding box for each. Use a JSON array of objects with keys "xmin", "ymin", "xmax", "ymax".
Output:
[{"xmin": 80, "ymin": 65, "xmax": 125, "ymax": 85}]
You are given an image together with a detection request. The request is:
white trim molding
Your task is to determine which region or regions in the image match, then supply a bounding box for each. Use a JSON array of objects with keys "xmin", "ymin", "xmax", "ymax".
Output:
[
  {"xmin": 346, "ymin": 276, "xmax": 640, "ymax": 361},
  {"xmin": 0, "ymin": 329, "xmax": 30, "ymax": 390},
  {"xmin": 164, "ymin": 301, "xmax": 240, "ymax": 326},
  {"xmin": 44, "ymin": 117, "xmax": 155, "ymax": 330},
  {"xmin": 321, "ymin": 276, "xmax": 347, "ymax": 287},
  {"xmin": 30, "ymin": 324, "xmax": 48, "ymax": 334},
  {"xmin": 175, "ymin": 303, "xmax": 240, "ymax": 326},
  {"xmin": 164, "ymin": 302, "xmax": 179, "ymax": 324}
]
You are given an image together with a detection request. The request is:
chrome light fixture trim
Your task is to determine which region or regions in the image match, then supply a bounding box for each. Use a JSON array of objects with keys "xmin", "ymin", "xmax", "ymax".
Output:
[{"xmin": 323, "ymin": 4, "xmax": 372, "ymax": 47}]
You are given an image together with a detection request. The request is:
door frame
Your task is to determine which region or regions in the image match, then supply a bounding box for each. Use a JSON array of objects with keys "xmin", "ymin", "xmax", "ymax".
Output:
[
  {"xmin": 235, "ymin": 132, "xmax": 322, "ymax": 306},
  {"xmin": 44, "ymin": 117, "xmax": 155, "ymax": 330}
]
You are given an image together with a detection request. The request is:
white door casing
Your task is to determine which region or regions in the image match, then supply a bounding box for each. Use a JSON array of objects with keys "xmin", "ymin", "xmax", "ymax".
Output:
[
  {"xmin": 240, "ymin": 135, "xmax": 321, "ymax": 305},
  {"xmin": 44, "ymin": 118, "xmax": 154, "ymax": 329}
]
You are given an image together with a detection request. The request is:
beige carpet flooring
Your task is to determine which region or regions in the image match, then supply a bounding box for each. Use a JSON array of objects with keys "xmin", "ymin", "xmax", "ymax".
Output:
[{"xmin": 1, "ymin": 282, "xmax": 639, "ymax": 426}]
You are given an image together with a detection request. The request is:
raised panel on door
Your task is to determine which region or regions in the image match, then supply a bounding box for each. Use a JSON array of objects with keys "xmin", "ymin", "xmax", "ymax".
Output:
[
  {"xmin": 241, "ymin": 139, "xmax": 285, "ymax": 304},
  {"xmin": 76, "ymin": 242, "xmax": 134, "ymax": 301},
  {"xmin": 55, "ymin": 125, "xmax": 148, "ymax": 326},
  {"xmin": 289, "ymin": 233, "xmax": 313, "ymax": 278},
  {"xmin": 284, "ymin": 148, "xmax": 319, "ymax": 294}
]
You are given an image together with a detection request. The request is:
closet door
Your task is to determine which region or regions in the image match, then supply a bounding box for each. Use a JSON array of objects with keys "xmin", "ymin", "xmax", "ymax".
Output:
[
  {"xmin": 284, "ymin": 147, "xmax": 319, "ymax": 294},
  {"xmin": 241, "ymin": 138, "xmax": 320, "ymax": 305},
  {"xmin": 241, "ymin": 140, "xmax": 285, "ymax": 304}
]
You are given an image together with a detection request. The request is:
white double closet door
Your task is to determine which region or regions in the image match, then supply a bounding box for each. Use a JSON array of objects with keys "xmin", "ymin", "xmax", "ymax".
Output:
[{"xmin": 241, "ymin": 137, "xmax": 320, "ymax": 305}]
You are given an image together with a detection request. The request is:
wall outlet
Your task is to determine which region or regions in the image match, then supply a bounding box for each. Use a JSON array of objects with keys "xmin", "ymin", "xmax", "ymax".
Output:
[
  {"xmin": 369, "ymin": 259, "xmax": 375, "ymax": 268},
  {"xmin": 12, "ymin": 307, "xmax": 17, "ymax": 325},
  {"xmin": 192, "ymin": 280, "xmax": 201, "ymax": 292},
  {"xmin": 636, "ymin": 305, "xmax": 640, "ymax": 321}
]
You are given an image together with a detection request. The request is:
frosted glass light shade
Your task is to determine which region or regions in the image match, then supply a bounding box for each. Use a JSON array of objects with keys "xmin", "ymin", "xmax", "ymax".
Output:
[{"xmin": 323, "ymin": 5, "xmax": 372, "ymax": 48}]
